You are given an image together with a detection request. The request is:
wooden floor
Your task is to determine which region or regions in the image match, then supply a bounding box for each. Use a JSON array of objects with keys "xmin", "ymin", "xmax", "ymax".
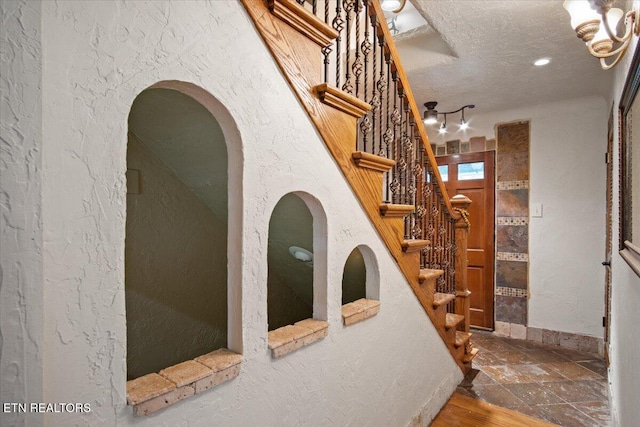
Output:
[{"xmin": 431, "ymin": 393, "xmax": 557, "ymax": 426}]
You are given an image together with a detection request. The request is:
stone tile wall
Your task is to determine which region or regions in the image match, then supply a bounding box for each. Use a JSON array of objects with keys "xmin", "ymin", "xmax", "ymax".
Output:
[{"xmin": 495, "ymin": 121, "xmax": 530, "ymax": 326}]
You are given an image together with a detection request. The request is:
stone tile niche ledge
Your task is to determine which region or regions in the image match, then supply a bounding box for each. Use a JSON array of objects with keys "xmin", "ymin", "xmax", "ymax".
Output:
[
  {"xmin": 267, "ymin": 318, "xmax": 329, "ymax": 358},
  {"xmin": 126, "ymin": 348, "xmax": 242, "ymax": 416},
  {"xmin": 341, "ymin": 298, "xmax": 380, "ymax": 326}
]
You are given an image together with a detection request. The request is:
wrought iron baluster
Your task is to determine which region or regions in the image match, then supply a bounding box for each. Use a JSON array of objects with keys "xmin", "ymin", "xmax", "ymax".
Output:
[
  {"xmin": 370, "ymin": 13, "xmax": 378, "ymax": 155},
  {"xmin": 353, "ymin": 0, "xmax": 362, "ymax": 98},
  {"xmin": 322, "ymin": 0, "xmax": 331, "ymax": 83},
  {"xmin": 333, "ymin": 1, "xmax": 344, "ymax": 89},
  {"xmin": 342, "ymin": 0, "xmax": 353, "ymax": 94},
  {"xmin": 359, "ymin": 0, "xmax": 371, "ymax": 152},
  {"xmin": 377, "ymin": 32, "xmax": 385, "ymax": 157}
]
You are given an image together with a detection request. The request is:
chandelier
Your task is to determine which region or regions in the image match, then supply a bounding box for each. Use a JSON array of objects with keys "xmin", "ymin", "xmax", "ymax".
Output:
[{"xmin": 563, "ymin": 0, "xmax": 640, "ymax": 70}]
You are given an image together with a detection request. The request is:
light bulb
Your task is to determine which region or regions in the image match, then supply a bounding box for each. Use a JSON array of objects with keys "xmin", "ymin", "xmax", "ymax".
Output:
[
  {"xmin": 563, "ymin": 0, "xmax": 600, "ymax": 30},
  {"xmin": 381, "ymin": 0, "xmax": 401, "ymax": 12},
  {"xmin": 439, "ymin": 122, "xmax": 447, "ymax": 134},
  {"xmin": 459, "ymin": 119, "xmax": 469, "ymax": 131}
]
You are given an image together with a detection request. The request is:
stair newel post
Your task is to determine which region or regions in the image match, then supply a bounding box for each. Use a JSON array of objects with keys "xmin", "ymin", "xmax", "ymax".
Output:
[{"xmin": 450, "ymin": 194, "xmax": 472, "ymax": 333}]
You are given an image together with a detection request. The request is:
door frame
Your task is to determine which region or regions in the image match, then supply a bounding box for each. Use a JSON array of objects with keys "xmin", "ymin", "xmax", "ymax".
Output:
[{"xmin": 437, "ymin": 151, "xmax": 496, "ymax": 330}]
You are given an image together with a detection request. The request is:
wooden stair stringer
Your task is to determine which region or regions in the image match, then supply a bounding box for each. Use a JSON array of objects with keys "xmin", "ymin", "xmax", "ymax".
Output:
[{"xmin": 240, "ymin": 0, "xmax": 467, "ymax": 372}]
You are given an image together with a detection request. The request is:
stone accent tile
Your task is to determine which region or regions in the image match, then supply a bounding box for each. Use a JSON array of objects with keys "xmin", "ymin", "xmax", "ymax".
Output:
[
  {"xmin": 527, "ymin": 326, "xmax": 543, "ymax": 343},
  {"xmin": 126, "ymin": 373, "xmax": 176, "ymax": 406},
  {"xmin": 494, "ymin": 321, "xmax": 510, "ymax": 337},
  {"xmin": 542, "ymin": 329, "xmax": 560, "ymax": 346},
  {"xmin": 341, "ymin": 302, "xmax": 365, "ymax": 324},
  {"xmin": 470, "ymin": 136, "xmax": 486, "ymax": 152},
  {"xmin": 578, "ymin": 335, "xmax": 601, "ymax": 354},
  {"xmin": 446, "ymin": 139, "xmax": 460, "ymax": 154},
  {"xmin": 486, "ymin": 138, "xmax": 496, "ymax": 151},
  {"xmin": 461, "ymin": 142, "xmax": 470, "ymax": 153},
  {"xmin": 497, "ymin": 121, "xmax": 529, "ymax": 153},
  {"xmin": 133, "ymin": 385, "xmax": 195, "ymax": 416},
  {"xmin": 559, "ymin": 332, "xmax": 580, "ymax": 351},
  {"xmin": 496, "ymin": 260, "xmax": 528, "ymax": 289},
  {"xmin": 268, "ymin": 325, "xmax": 312, "ymax": 347},
  {"xmin": 511, "ymin": 323, "xmax": 527, "ymax": 340},
  {"xmin": 295, "ymin": 318, "xmax": 330, "ymax": 332},
  {"xmin": 267, "ymin": 320, "xmax": 328, "ymax": 358},
  {"xmin": 194, "ymin": 363, "xmax": 241, "ymax": 394},
  {"xmin": 436, "ymin": 145, "xmax": 446, "ymax": 156},
  {"xmin": 496, "ymin": 287, "xmax": 528, "ymax": 297},
  {"xmin": 496, "ymin": 252, "xmax": 529, "ymax": 262},
  {"xmin": 341, "ymin": 298, "xmax": 380, "ymax": 326},
  {"xmin": 159, "ymin": 360, "xmax": 212, "ymax": 388},
  {"xmin": 495, "ymin": 295, "xmax": 527, "ymax": 325},
  {"xmin": 496, "ymin": 189, "xmax": 528, "ymax": 216},
  {"xmin": 195, "ymin": 348, "xmax": 242, "ymax": 372},
  {"xmin": 496, "ymin": 180, "xmax": 529, "ymax": 190},
  {"xmin": 496, "ymin": 216, "xmax": 529, "ymax": 226},
  {"xmin": 497, "ymin": 224, "xmax": 528, "ymax": 254},
  {"xmin": 497, "ymin": 151, "xmax": 529, "ymax": 181}
]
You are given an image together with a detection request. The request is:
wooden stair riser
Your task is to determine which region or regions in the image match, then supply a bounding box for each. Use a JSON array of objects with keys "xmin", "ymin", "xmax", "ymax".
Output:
[{"xmin": 242, "ymin": 0, "xmax": 471, "ymax": 372}]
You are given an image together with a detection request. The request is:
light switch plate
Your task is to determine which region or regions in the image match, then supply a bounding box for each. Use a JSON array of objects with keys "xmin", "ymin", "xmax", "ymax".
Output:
[{"xmin": 532, "ymin": 203, "xmax": 543, "ymax": 218}]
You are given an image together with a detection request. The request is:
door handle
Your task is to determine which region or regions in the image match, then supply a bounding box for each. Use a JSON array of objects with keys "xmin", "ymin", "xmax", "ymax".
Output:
[{"xmin": 602, "ymin": 261, "xmax": 611, "ymax": 266}]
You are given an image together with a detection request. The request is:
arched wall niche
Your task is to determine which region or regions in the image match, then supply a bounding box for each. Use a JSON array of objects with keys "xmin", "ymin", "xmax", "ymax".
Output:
[
  {"xmin": 124, "ymin": 80, "xmax": 243, "ymax": 381},
  {"xmin": 340, "ymin": 244, "xmax": 380, "ymax": 326},
  {"xmin": 266, "ymin": 190, "xmax": 328, "ymax": 330}
]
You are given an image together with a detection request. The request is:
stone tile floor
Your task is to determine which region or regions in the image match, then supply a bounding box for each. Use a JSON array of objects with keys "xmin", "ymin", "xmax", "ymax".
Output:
[{"xmin": 457, "ymin": 330, "xmax": 610, "ymax": 426}]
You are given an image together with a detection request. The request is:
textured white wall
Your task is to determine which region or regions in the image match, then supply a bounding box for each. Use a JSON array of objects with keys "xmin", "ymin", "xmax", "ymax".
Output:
[
  {"xmin": 428, "ymin": 96, "xmax": 608, "ymax": 338},
  {"xmin": 1, "ymin": 1, "xmax": 461, "ymax": 425},
  {"xmin": 1, "ymin": 2, "xmax": 45, "ymax": 427},
  {"xmin": 607, "ymin": 3, "xmax": 640, "ymax": 422}
]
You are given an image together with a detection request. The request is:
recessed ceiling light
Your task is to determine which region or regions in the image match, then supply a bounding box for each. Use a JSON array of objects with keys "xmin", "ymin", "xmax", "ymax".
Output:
[{"xmin": 534, "ymin": 58, "xmax": 551, "ymax": 67}]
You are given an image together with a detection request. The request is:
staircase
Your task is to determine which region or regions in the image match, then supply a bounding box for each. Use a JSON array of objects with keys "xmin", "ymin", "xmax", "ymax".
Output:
[{"xmin": 242, "ymin": 0, "xmax": 477, "ymax": 372}]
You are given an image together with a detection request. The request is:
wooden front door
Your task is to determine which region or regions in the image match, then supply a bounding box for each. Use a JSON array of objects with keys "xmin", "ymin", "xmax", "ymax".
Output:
[{"xmin": 437, "ymin": 151, "xmax": 495, "ymax": 329}]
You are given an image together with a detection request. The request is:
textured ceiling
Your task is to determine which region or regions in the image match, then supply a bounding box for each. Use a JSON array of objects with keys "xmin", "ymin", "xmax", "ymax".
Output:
[{"xmin": 397, "ymin": 0, "xmax": 614, "ymax": 117}]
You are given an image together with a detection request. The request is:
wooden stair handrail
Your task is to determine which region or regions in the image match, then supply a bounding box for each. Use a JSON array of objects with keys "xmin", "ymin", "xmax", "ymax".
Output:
[{"xmin": 369, "ymin": 0, "xmax": 457, "ymax": 219}]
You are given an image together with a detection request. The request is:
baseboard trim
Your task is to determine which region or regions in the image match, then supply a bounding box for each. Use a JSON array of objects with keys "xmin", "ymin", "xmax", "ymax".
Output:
[{"xmin": 493, "ymin": 321, "xmax": 604, "ymax": 356}]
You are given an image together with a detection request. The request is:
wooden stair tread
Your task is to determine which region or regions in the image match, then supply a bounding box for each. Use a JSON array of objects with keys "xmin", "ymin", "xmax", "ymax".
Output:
[
  {"xmin": 445, "ymin": 313, "xmax": 465, "ymax": 330},
  {"xmin": 352, "ymin": 151, "xmax": 395, "ymax": 172},
  {"xmin": 267, "ymin": 0, "xmax": 338, "ymax": 47},
  {"xmin": 455, "ymin": 331, "xmax": 472, "ymax": 348},
  {"xmin": 433, "ymin": 292, "xmax": 456, "ymax": 308},
  {"xmin": 315, "ymin": 84, "xmax": 371, "ymax": 118},
  {"xmin": 464, "ymin": 347, "xmax": 479, "ymax": 363},
  {"xmin": 419, "ymin": 268, "xmax": 443, "ymax": 284},
  {"xmin": 401, "ymin": 239, "xmax": 429, "ymax": 253},
  {"xmin": 379, "ymin": 203, "xmax": 414, "ymax": 217}
]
